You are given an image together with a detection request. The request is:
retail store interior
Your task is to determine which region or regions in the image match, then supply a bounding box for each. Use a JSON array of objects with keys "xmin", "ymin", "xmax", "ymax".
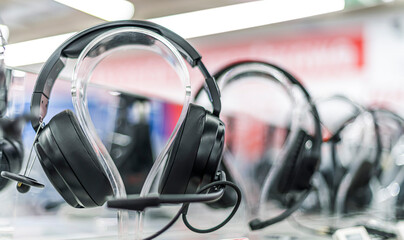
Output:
[{"xmin": 0, "ymin": 0, "xmax": 404, "ymax": 239}]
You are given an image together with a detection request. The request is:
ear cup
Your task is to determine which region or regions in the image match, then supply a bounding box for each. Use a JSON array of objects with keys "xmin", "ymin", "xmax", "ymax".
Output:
[
  {"xmin": 159, "ymin": 104, "xmax": 212, "ymax": 195},
  {"xmin": 277, "ymin": 130, "xmax": 318, "ymax": 193},
  {"xmin": 0, "ymin": 138, "xmax": 23, "ymax": 191},
  {"xmin": 35, "ymin": 110, "xmax": 113, "ymax": 208}
]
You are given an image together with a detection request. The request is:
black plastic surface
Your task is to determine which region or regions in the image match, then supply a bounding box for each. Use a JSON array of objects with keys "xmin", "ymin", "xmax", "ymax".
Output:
[
  {"xmin": 0, "ymin": 171, "xmax": 44, "ymax": 188},
  {"xmin": 108, "ymin": 196, "xmax": 161, "ymax": 211}
]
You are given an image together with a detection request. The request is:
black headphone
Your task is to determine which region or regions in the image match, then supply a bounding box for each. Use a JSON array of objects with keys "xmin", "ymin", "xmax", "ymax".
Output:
[
  {"xmin": 322, "ymin": 96, "xmax": 382, "ymax": 214},
  {"xmin": 288, "ymin": 100, "xmax": 387, "ymax": 237},
  {"xmin": 28, "ymin": 19, "xmax": 224, "ymax": 205},
  {"xmin": 0, "ymin": 118, "xmax": 24, "ymax": 191},
  {"xmin": 1, "ymin": 20, "xmax": 241, "ymax": 238},
  {"xmin": 195, "ymin": 61, "xmax": 322, "ymax": 230},
  {"xmin": 373, "ymin": 108, "xmax": 404, "ymax": 186}
]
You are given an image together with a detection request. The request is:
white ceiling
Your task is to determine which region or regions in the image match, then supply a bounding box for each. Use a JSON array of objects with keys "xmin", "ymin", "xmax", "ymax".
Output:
[{"xmin": 0, "ymin": 0, "xmax": 252, "ymax": 43}]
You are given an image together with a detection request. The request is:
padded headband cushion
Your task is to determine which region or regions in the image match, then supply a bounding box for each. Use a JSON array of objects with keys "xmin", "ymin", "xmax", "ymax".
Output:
[
  {"xmin": 36, "ymin": 110, "xmax": 113, "ymax": 208},
  {"xmin": 159, "ymin": 104, "xmax": 207, "ymax": 195}
]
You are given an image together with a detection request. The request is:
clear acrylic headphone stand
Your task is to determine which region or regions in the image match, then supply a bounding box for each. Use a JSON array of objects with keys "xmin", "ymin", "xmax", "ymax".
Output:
[{"xmin": 71, "ymin": 27, "xmax": 191, "ymax": 239}]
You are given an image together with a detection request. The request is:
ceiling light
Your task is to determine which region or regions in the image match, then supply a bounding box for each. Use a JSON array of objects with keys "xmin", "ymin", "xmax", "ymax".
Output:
[
  {"xmin": 54, "ymin": 0, "xmax": 135, "ymax": 21},
  {"xmin": 5, "ymin": 32, "xmax": 75, "ymax": 67},
  {"xmin": 150, "ymin": 0, "xmax": 345, "ymax": 38},
  {"xmin": 5, "ymin": 0, "xmax": 344, "ymax": 67}
]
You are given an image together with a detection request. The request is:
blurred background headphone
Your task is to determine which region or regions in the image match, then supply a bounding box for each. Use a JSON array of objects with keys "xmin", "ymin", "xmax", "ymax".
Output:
[
  {"xmin": 373, "ymin": 108, "xmax": 404, "ymax": 186},
  {"xmin": 1, "ymin": 20, "xmax": 241, "ymax": 238},
  {"xmin": 286, "ymin": 98, "xmax": 390, "ymax": 239},
  {"xmin": 108, "ymin": 93, "xmax": 154, "ymax": 195},
  {"xmin": 318, "ymin": 96, "xmax": 381, "ymax": 214},
  {"xmin": 0, "ymin": 117, "xmax": 24, "ymax": 192},
  {"xmin": 371, "ymin": 108, "xmax": 404, "ymax": 220},
  {"xmin": 195, "ymin": 60, "xmax": 322, "ymax": 230},
  {"xmin": 0, "ymin": 27, "xmax": 24, "ymax": 192}
]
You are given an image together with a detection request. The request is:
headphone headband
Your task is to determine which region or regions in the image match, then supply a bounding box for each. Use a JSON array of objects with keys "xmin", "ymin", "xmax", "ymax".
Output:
[
  {"xmin": 372, "ymin": 108, "xmax": 404, "ymax": 126},
  {"xmin": 323, "ymin": 96, "xmax": 373, "ymax": 142},
  {"xmin": 196, "ymin": 60, "xmax": 322, "ymax": 157},
  {"xmin": 30, "ymin": 20, "xmax": 221, "ymax": 129}
]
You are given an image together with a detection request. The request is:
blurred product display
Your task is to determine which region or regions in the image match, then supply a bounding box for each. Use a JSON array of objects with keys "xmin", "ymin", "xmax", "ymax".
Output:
[
  {"xmin": 373, "ymin": 108, "xmax": 404, "ymax": 220},
  {"xmin": 317, "ymin": 96, "xmax": 381, "ymax": 215},
  {"xmin": 0, "ymin": 27, "xmax": 24, "ymax": 192},
  {"xmin": 108, "ymin": 94, "xmax": 154, "ymax": 194},
  {"xmin": 0, "ymin": 0, "xmax": 404, "ymax": 239},
  {"xmin": 195, "ymin": 60, "xmax": 322, "ymax": 231}
]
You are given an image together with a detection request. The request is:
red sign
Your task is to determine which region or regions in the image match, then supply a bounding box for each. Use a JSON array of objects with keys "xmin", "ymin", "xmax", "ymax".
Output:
[{"xmin": 78, "ymin": 28, "xmax": 365, "ymax": 103}]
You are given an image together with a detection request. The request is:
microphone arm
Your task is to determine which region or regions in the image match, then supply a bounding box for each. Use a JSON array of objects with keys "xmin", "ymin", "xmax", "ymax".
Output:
[
  {"xmin": 107, "ymin": 189, "xmax": 224, "ymax": 211},
  {"xmin": 108, "ymin": 170, "xmax": 227, "ymax": 211},
  {"xmin": 107, "ymin": 171, "xmax": 242, "ymax": 239}
]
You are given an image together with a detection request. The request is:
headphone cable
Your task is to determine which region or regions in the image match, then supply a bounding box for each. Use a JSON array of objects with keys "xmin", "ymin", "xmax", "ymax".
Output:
[
  {"xmin": 143, "ymin": 205, "xmax": 184, "ymax": 240},
  {"xmin": 142, "ymin": 180, "xmax": 242, "ymax": 239},
  {"xmin": 182, "ymin": 180, "xmax": 242, "ymax": 233},
  {"xmin": 249, "ymin": 187, "xmax": 312, "ymax": 230}
]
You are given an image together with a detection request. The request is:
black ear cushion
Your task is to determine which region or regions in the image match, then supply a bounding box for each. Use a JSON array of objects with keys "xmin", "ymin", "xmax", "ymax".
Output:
[
  {"xmin": 36, "ymin": 110, "xmax": 113, "ymax": 208},
  {"xmin": 159, "ymin": 104, "xmax": 207, "ymax": 195},
  {"xmin": 277, "ymin": 130, "xmax": 312, "ymax": 193},
  {"xmin": 189, "ymin": 113, "xmax": 221, "ymax": 189},
  {"xmin": 35, "ymin": 142, "xmax": 82, "ymax": 207},
  {"xmin": 200, "ymin": 115, "xmax": 225, "ymax": 187},
  {"xmin": 0, "ymin": 138, "xmax": 23, "ymax": 191}
]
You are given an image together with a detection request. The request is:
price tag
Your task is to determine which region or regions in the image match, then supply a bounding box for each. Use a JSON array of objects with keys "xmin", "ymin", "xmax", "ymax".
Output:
[
  {"xmin": 332, "ymin": 226, "xmax": 371, "ymax": 240},
  {"xmin": 395, "ymin": 221, "xmax": 404, "ymax": 240},
  {"xmin": 220, "ymin": 238, "xmax": 249, "ymax": 240}
]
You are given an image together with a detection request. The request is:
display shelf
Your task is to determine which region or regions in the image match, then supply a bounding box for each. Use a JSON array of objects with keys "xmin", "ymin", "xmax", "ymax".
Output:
[{"xmin": 10, "ymin": 214, "xmax": 337, "ymax": 240}]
